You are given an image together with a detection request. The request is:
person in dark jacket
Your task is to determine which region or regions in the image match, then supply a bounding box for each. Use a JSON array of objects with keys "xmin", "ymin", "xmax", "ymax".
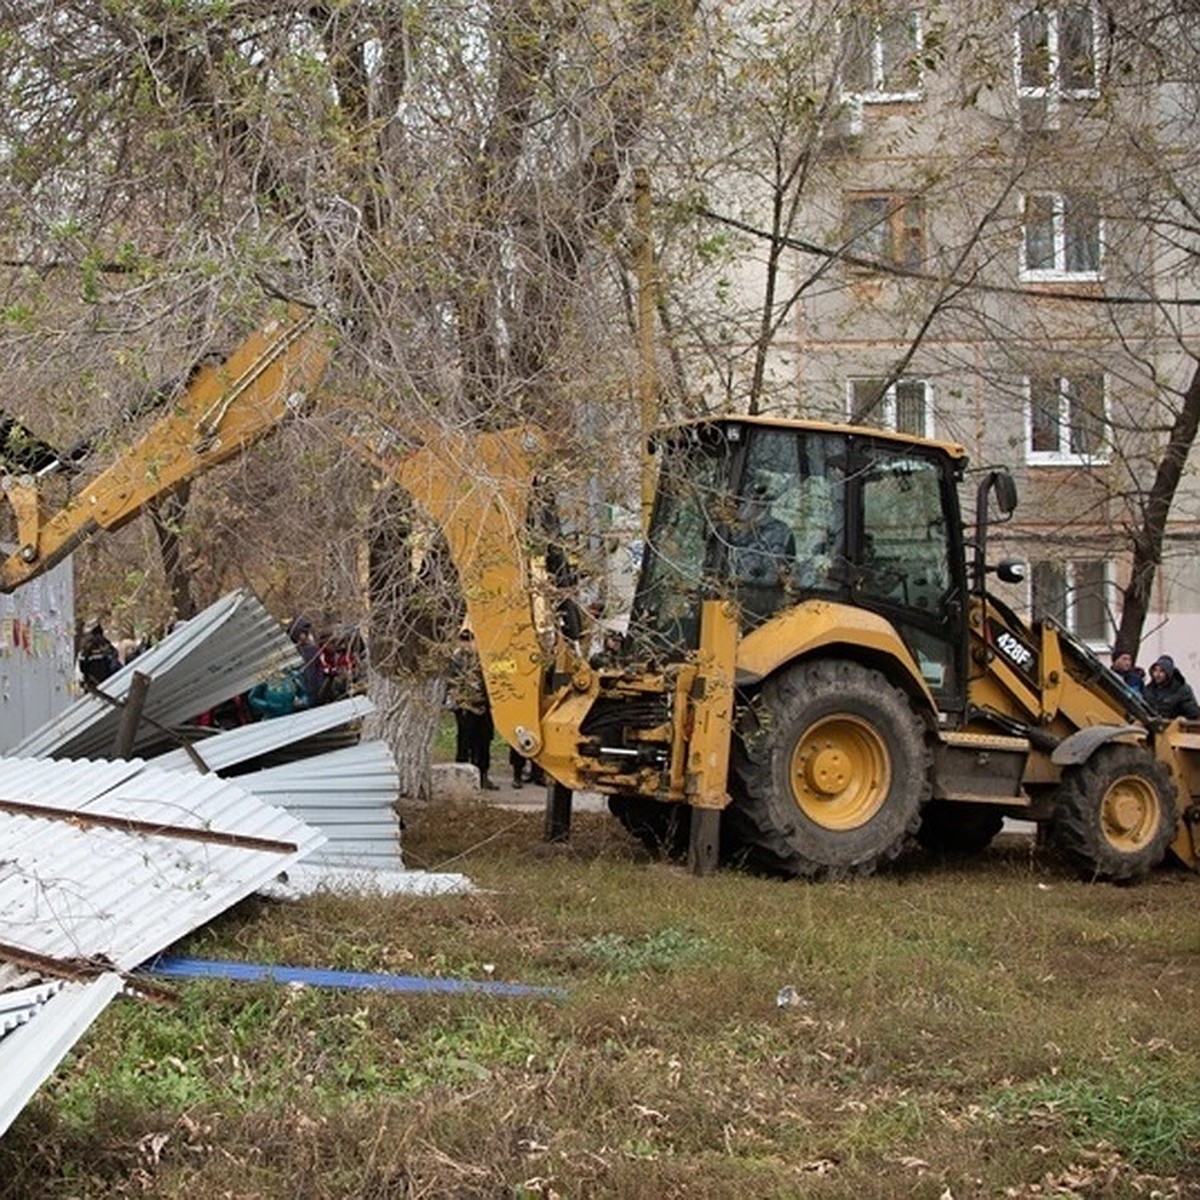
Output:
[
  {"xmin": 1111, "ymin": 649, "xmax": 1145, "ymax": 694},
  {"xmin": 78, "ymin": 623, "xmax": 121, "ymax": 688},
  {"xmin": 448, "ymin": 629, "xmax": 499, "ymax": 790},
  {"xmin": 726, "ymin": 480, "xmax": 796, "ymax": 588},
  {"xmin": 288, "ymin": 615, "xmax": 326, "ymax": 707},
  {"xmin": 1143, "ymin": 655, "xmax": 1200, "ymax": 720}
]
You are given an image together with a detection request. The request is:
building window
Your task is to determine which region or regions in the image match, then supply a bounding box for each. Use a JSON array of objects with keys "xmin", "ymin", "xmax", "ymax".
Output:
[
  {"xmin": 1016, "ymin": 4, "xmax": 1099, "ymax": 118},
  {"xmin": 1021, "ymin": 192, "xmax": 1101, "ymax": 279},
  {"xmin": 849, "ymin": 378, "xmax": 931, "ymax": 436},
  {"xmin": 841, "ymin": 10, "xmax": 924, "ymax": 101},
  {"xmin": 1026, "ymin": 373, "xmax": 1107, "ymax": 463},
  {"xmin": 1031, "ymin": 558, "xmax": 1110, "ymax": 644},
  {"xmin": 846, "ymin": 193, "xmax": 925, "ymax": 270}
]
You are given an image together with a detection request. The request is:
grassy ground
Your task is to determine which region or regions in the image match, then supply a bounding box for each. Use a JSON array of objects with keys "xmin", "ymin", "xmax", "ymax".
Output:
[{"xmin": 3, "ymin": 800, "xmax": 1199, "ymax": 1199}]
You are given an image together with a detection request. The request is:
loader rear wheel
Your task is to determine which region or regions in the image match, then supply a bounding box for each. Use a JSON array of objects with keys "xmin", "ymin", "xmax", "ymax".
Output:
[
  {"xmin": 728, "ymin": 660, "xmax": 931, "ymax": 879},
  {"xmin": 608, "ymin": 794, "xmax": 690, "ymax": 860},
  {"xmin": 916, "ymin": 801, "xmax": 1004, "ymax": 856},
  {"xmin": 1051, "ymin": 745, "xmax": 1176, "ymax": 882}
]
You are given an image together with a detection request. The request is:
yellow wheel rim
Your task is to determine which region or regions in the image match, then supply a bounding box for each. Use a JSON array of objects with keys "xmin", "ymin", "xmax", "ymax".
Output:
[
  {"xmin": 1100, "ymin": 773, "xmax": 1161, "ymax": 851},
  {"xmin": 789, "ymin": 713, "xmax": 891, "ymax": 830}
]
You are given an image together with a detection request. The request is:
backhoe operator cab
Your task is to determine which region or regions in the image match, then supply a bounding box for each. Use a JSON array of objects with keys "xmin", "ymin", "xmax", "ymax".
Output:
[
  {"xmin": 631, "ymin": 418, "xmax": 971, "ymax": 711},
  {"xmin": 555, "ymin": 415, "xmax": 1193, "ymax": 883}
]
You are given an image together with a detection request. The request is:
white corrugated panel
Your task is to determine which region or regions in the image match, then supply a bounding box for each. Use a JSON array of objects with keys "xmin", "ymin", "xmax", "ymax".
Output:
[
  {"xmin": 0, "ymin": 758, "xmax": 325, "ymax": 991},
  {"xmin": 260, "ymin": 863, "xmax": 472, "ymax": 900},
  {"xmin": 147, "ymin": 697, "xmax": 408, "ymax": 873},
  {"xmin": 0, "ymin": 755, "xmax": 324, "ymax": 1136},
  {"xmin": 237, "ymin": 742, "xmax": 403, "ymax": 867},
  {"xmin": 148, "ymin": 695, "xmax": 375, "ymax": 773},
  {"xmin": 13, "ymin": 589, "xmax": 298, "ymax": 760},
  {"xmin": 0, "ymin": 977, "xmax": 123, "ymax": 1139},
  {"xmin": 0, "ymin": 557, "xmax": 75, "ymax": 753},
  {"xmin": 0, "ymin": 981, "xmax": 64, "ymax": 1036}
]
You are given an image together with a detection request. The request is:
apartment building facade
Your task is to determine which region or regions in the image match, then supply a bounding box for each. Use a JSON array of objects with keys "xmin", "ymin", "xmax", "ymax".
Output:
[{"xmin": 696, "ymin": 2, "xmax": 1200, "ymax": 670}]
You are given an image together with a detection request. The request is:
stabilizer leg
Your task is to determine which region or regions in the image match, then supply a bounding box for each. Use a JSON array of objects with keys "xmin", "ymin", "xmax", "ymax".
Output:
[
  {"xmin": 688, "ymin": 807, "xmax": 721, "ymax": 876},
  {"xmin": 544, "ymin": 781, "xmax": 572, "ymax": 842}
]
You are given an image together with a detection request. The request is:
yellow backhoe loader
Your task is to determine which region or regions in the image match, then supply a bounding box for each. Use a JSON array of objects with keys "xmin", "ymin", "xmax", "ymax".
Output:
[{"xmin": 3, "ymin": 306, "xmax": 1197, "ymax": 882}]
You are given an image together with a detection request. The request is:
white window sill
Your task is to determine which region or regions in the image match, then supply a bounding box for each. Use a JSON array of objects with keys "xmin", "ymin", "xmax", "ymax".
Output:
[
  {"xmin": 1027, "ymin": 452, "xmax": 1110, "ymax": 467},
  {"xmin": 1016, "ymin": 87, "xmax": 1101, "ymax": 101},
  {"xmin": 842, "ymin": 90, "xmax": 924, "ymax": 105},
  {"xmin": 1020, "ymin": 270, "xmax": 1103, "ymax": 284}
]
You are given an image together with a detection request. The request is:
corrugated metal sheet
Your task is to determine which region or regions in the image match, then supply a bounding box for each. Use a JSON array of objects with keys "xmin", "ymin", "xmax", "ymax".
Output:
[
  {"xmin": 13, "ymin": 589, "xmax": 297, "ymax": 760},
  {"xmin": 235, "ymin": 742, "xmax": 402, "ymax": 867},
  {"xmin": 146, "ymin": 697, "xmax": 408, "ymax": 872},
  {"xmin": 0, "ymin": 755, "xmax": 325, "ymax": 991},
  {"xmin": 0, "ymin": 557, "xmax": 75, "ymax": 753},
  {"xmin": 0, "ymin": 981, "xmax": 64, "ymax": 1036},
  {"xmin": 148, "ymin": 695, "xmax": 375, "ymax": 774},
  {"xmin": 0, "ymin": 754, "xmax": 324, "ymax": 1136},
  {"xmin": 0, "ymin": 977, "xmax": 123, "ymax": 1139},
  {"xmin": 260, "ymin": 863, "xmax": 472, "ymax": 900}
]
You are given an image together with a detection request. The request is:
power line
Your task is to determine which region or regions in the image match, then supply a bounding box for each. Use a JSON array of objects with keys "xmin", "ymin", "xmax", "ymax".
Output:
[{"xmin": 696, "ymin": 205, "xmax": 1200, "ymax": 307}]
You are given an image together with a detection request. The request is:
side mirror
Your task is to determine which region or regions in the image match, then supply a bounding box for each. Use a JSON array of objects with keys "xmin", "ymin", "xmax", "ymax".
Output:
[
  {"xmin": 995, "ymin": 560, "xmax": 1025, "ymax": 584},
  {"xmin": 993, "ymin": 471, "xmax": 1018, "ymax": 517},
  {"xmin": 973, "ymin": 468, "xmax": 1021, "ymax": 595}
]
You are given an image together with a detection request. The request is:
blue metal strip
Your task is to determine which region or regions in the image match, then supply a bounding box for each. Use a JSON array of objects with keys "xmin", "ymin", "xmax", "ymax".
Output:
[{"xmin": 140, "ymin": 955, "xmax": 566, "ymax": 999}]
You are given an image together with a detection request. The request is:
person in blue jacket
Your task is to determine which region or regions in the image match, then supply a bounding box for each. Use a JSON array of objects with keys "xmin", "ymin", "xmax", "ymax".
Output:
[{"xmin": 1110, "ymin": 649, "xmax": 1145, "ymax": 694}]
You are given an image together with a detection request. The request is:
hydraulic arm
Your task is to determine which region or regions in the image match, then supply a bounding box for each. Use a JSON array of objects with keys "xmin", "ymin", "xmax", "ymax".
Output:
[
  {"xmin": 0, "ymin": 308, "xmax": 550, "ymax": 755},
  {"xmin": 0, "ymin": 308, "xmax": 331, "ymax": 593}
]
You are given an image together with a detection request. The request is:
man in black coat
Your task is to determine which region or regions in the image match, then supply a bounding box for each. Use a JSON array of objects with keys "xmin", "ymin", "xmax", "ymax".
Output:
[
  {"xmin": 1143, "ymin": 655, "xmax": 1200, "ymax": 720},
  {"xmin": 448, "ymin": 629, "xmax": 499, "ymax": 791},
  {"xmin": 78, "ymin": 623, "xmax": 121, "ymax": 688}
]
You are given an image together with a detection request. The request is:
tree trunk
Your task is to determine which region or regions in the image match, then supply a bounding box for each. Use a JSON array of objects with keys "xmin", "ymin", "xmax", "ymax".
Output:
[
  {"xmin": 1115, "ymin": 360, "xmax": 1200, "ymax": 656},
  {"xmin": 362, "ymin": 670, "xmax": 446, "ymax": 801},
  {"xmin": 149, "ymin": 484, "xmax": 197, "ymax": 621},
  {"xmin": 365, "ymin": 486, "xmax": 460, "ymax": 801}
]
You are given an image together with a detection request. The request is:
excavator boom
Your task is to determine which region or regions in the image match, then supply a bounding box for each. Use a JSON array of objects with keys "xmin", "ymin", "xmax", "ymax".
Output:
[
  {"xmin": 0, "ymin": 308, "xmax": 331, "ymax": 593},
  {"xmin": 0, "ymin": 308, "xmax": 551, "ymax": 754},
  {"xmin": 349, "ymin": 423, "xmax": 547, "ymax": 756}
]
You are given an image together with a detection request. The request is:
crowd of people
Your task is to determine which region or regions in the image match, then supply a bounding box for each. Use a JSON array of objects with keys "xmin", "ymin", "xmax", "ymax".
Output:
[
  {"xmin": 74, "ymin": 612, "xmax": 366, "ymax": 728},
  {"xmin": 1111, "ymin": 647, "xmax": 1200, "ymax": 720},
  {"xmin": 235, "ymin": 616, "xmax": 365, "ymax": 724}
]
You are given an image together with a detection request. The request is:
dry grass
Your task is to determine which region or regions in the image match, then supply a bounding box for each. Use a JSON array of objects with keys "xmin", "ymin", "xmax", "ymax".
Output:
[{"xmin": 3, "ymin": 799, "xmax": 1199, "ymax": 1199}]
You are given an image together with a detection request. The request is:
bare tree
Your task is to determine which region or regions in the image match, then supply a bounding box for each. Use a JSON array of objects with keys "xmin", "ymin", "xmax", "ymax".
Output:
[{"xmin": 0, "ymin": 1, "xmax": 700, "ymax": 793}]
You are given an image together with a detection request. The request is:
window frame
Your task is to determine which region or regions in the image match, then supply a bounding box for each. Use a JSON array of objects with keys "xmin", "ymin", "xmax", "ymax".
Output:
[
  {"xmin": 839, "ymin": 10, "xmax": 925, "ymax": 104},
  {"xmin": 1030, "ymin": 557, "xmax": 1113, "ymax": 647},
  {"xmin": 1024, "ymin": 372, "xmax": 1109, "ymax": 465},
  {"xmin": 1013, "ymin": 2, "xmax": 1101, "ymax": 125},
  {"xmin": 845, "ymin": 191, "xmax": 927, "ymax": 271},
  {"xmin": 847, "ymin": 376, "xmax": 934, "ymax": 438},
  {"xmin": 1019, "ymin": 191, "xmax": 1103, "ymax": 281}
]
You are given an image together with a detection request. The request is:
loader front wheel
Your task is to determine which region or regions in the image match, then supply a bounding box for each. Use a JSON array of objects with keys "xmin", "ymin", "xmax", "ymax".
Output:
[
  {"xmin": 728, "ymin": 660, "xmax": 931, "ymax": 878},
  {"xmin": 1051, "ymin": 745, "xmax": 1176, "ymax": 882}
]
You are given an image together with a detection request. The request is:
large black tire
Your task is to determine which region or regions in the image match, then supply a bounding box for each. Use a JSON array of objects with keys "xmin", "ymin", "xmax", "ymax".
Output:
[
  {"xmin": 1050, "ymin": 744, "xmax": 1176, "ymax": 882},
  {"xmin": 916, "ymin": 801, "xmax": 1004, "ymax": 856},
  {"xmin": 727, "ymin": 659, "xmax": 932, "ymax": 879},
  {"xmin": 608, "ymin": 794, "xmax": 691, "ymax": 860}
]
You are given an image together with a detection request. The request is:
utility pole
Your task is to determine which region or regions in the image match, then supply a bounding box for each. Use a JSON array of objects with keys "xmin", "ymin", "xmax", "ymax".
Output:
[{"xmin": 635, "ymin": 168, "xmax": 658, "ymax": 535}]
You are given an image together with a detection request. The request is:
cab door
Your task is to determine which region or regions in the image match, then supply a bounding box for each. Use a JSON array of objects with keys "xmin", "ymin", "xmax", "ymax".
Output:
[{"xmin": 846, "ymin": 439, "xmax": 969, "ymax": 714}]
